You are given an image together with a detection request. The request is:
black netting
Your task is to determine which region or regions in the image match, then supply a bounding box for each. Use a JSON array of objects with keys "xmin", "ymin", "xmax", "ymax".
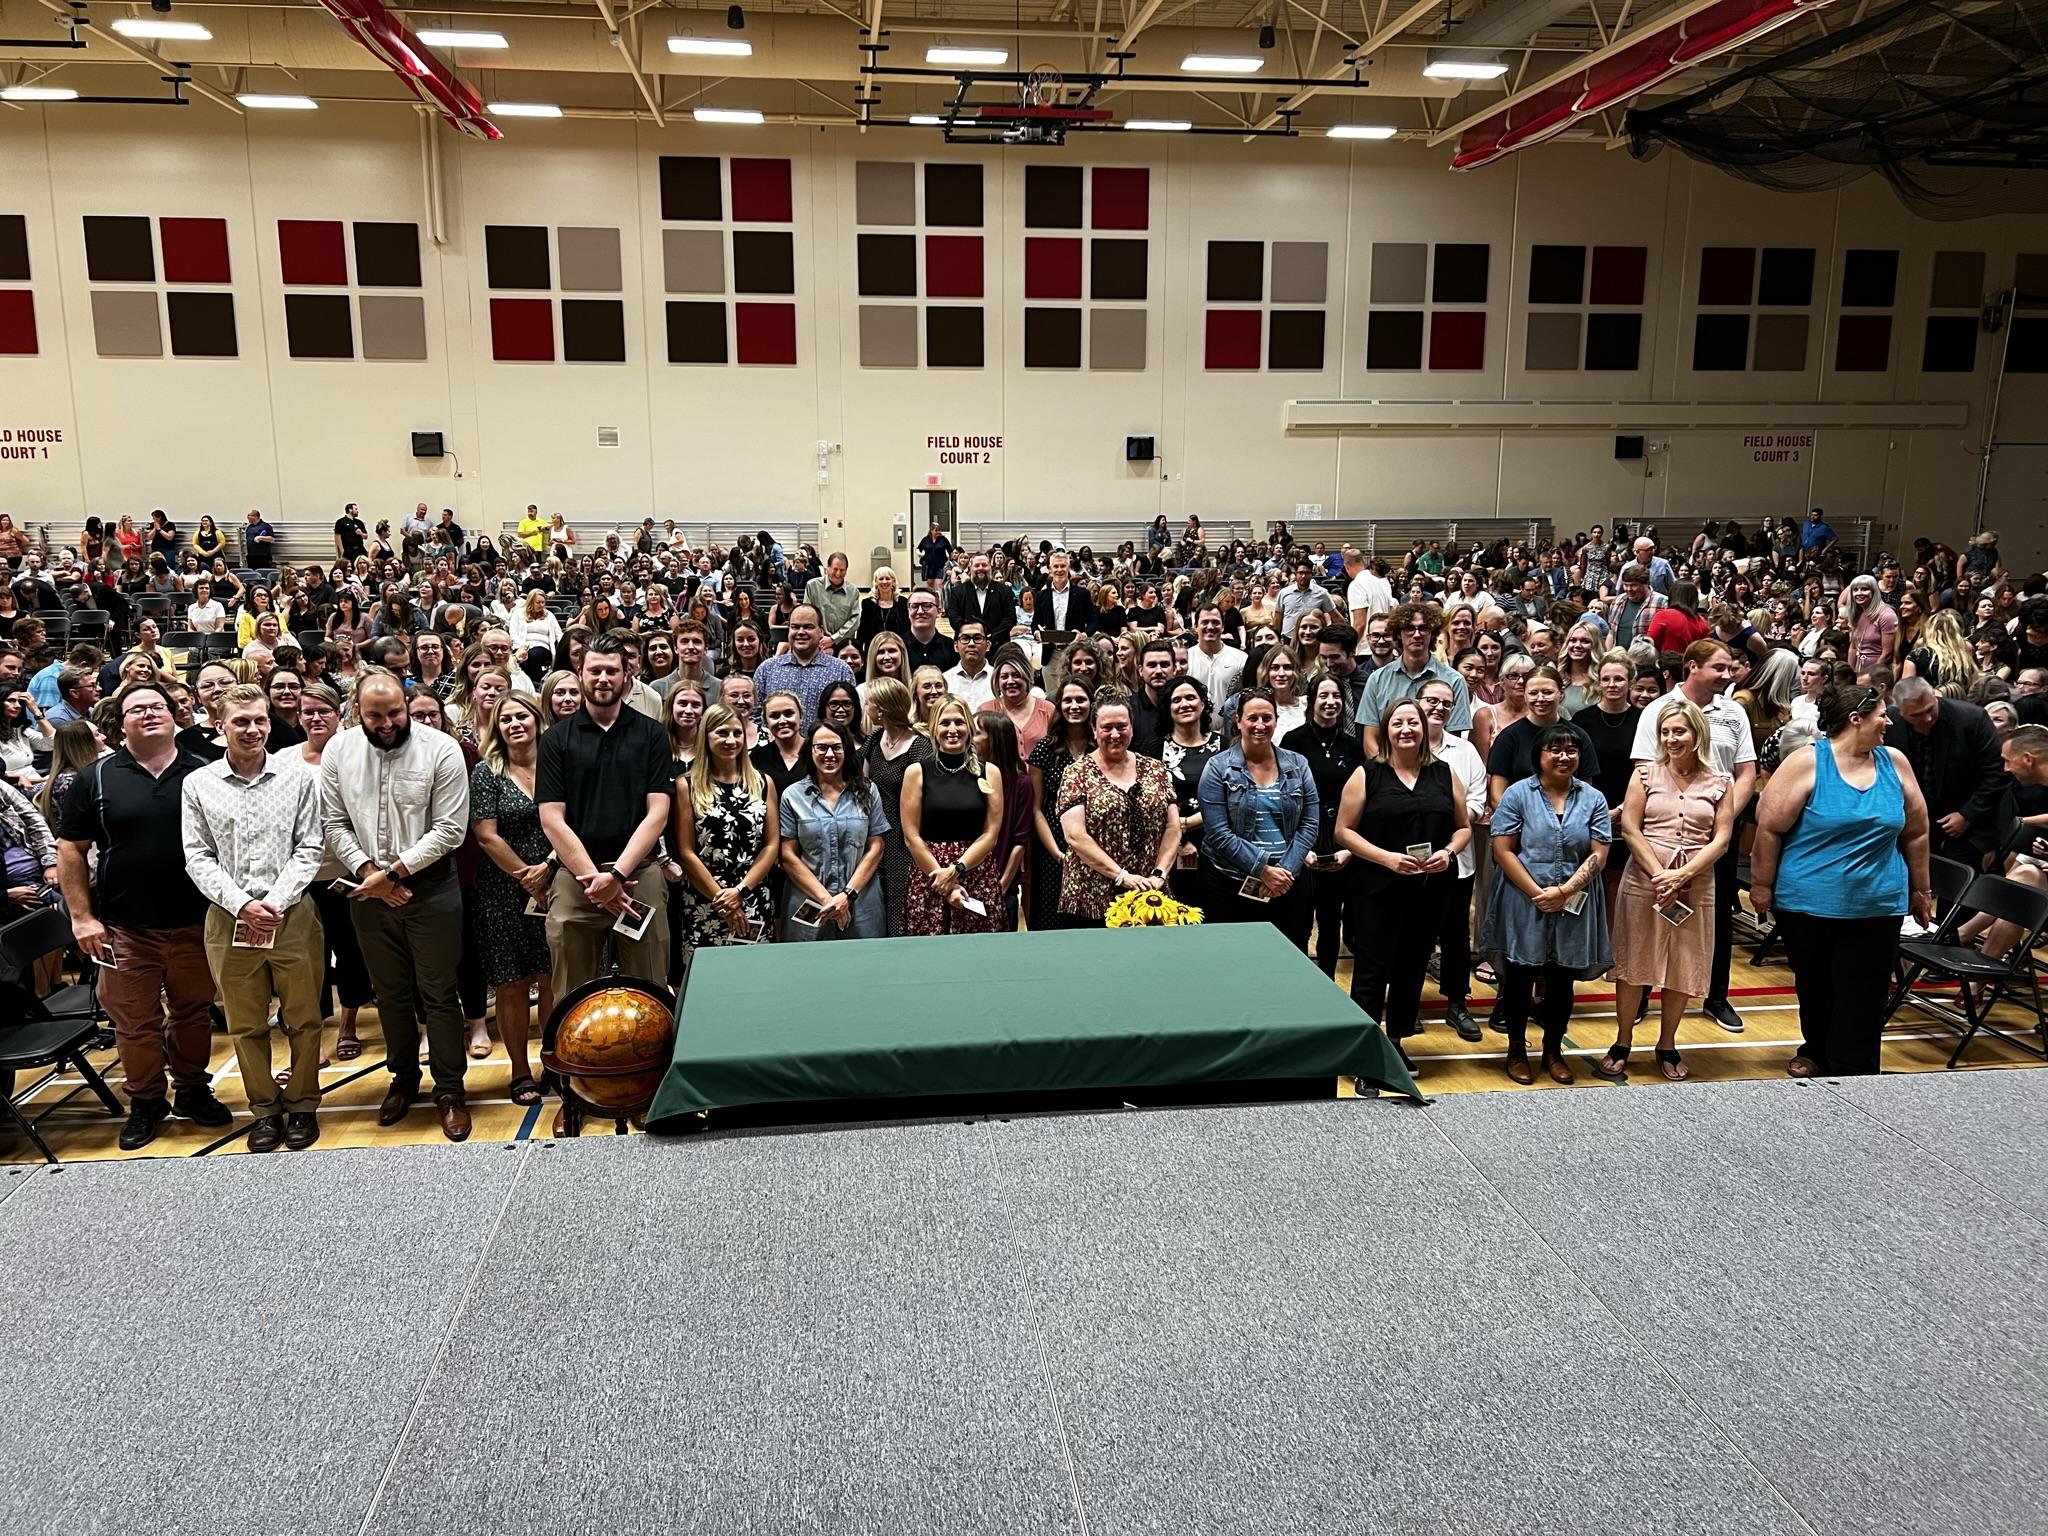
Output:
[{"xmin": 1625, "ymin": 0, "xmax": 2048, "ymax": 217}]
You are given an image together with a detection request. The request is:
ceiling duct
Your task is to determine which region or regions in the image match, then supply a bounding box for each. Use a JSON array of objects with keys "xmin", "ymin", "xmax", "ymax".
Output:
[{"xmin": 306, "ymin": 0, "xmax": 499, "ymax": 136}]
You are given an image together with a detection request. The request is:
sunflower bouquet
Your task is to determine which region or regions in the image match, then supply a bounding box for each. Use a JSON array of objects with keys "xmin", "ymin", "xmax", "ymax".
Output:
[{"xmin": 1104, "ymin": 888, "xmax": 1204, "ymax": 928}]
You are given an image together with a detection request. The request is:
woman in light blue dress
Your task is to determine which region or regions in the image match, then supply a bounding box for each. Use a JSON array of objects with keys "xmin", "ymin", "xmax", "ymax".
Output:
[{"xmin": 778, "ymin": 718, "xmax": 890, "ymax": 941}]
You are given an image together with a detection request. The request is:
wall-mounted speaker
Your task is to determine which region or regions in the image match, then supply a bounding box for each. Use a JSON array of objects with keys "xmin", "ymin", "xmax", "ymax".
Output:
[
  {"xmin": 1614, "ymin": 434, "xmax": 1645, "ymax": 461},
  {"xmin": 1126, "ymin": 435, "xmax": 1156, "ymax": 462},
  {"xmin": 412, "ymin": 431, "xmax": 446, "ymax": 459}
]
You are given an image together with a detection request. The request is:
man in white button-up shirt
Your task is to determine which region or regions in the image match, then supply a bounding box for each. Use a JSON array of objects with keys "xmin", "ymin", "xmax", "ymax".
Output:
[{"xmin": 182, "ymin": 684, "xmax": 328, "ymax": 1152}]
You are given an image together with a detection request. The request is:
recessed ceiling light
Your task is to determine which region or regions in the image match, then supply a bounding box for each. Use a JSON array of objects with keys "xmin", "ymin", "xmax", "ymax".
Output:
[
  {"xmin": 1181, "ymin": 55, "xmax": 1263, "ymax": 73},
  {"xmin": 110, "ymin": 18, "xmax": 213, "ymax": 41},
  {"xmin": 694, "ymin": 107, "xmax": 765, "ymax": 124},
  {"xmin": 0, "ymin": 84, "xmax": 79, "ymax": 101},
  {"xmin": 668, "ymin": 37, "xmax": 754, "ymax": 56},
  {"xmin": 488, "ymin": 101, "xmax": 563, "ymax": 117},
  {"xmin": 908, "ymin": 114, "xmax": 946, "ymax": 126},
  {"xmin": 1423, "ymin": 57, "xmax": 1508, "ymax": 80},
  {"xmin": 1328, "ymin": 124, "xmax": 1398, "ymax": 139},
  {"xmin": 415, "ymin": 30, "xmax": 509, "ymax": 50},
  {"xmin": 237, "ymin": 92, "xmax": 318, "ymax": 109},
  {"xmin": 1124, "ymin": 119, "xmax": 1192, "ymax": 131},
  {"xmin": 927, "ymin": 46, "xmax": 1008, "ymax": 66}
]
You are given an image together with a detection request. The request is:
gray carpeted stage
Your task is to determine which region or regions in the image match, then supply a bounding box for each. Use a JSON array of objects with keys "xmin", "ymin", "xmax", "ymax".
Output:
[{"xmin": 6, "ymin": 1071, "xmax": 2045, "ymax": 1535}]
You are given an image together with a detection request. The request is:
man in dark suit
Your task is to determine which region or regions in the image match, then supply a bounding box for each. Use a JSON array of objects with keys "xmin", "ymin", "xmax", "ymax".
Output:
[
  {"xmin": 944, "ymin": 552, "xmax": 1016, "ymax": 639},
  {"xmin": 1032, "ymin": 550, "xmax": 1096, "ymax": 637},
  {"xmin": 1887, "ymin": 678, "xmax": 2013, "ymax": 868}
]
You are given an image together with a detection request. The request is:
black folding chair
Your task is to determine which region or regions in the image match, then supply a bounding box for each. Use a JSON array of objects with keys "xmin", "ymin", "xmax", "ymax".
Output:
[
  {"xmin": 67, "ymin": 608, "xmax": 111, "ymax": 644},
  {"xmin": 295, "ymin": 629, "xmax": 327, "ymax": 656},
  {"xmin": 134, "ymin": 595, "xmax": 173, "ymax": 624},
  {"xmin": 1881, "ymin": 871, "xmax": 2048, "ymax": 1066},
  {"xmin": 0, "ymin": 908, "xmax": 124, "ymax": 1163},
  {"xmin": 161, "ymin": 628, "xmax": 204, "ymax": 652}
]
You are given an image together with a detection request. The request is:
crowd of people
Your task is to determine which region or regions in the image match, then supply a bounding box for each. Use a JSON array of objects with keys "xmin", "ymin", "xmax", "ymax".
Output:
[{"xmin": 2, "ymin": 502, "xmax": 2044, "ymax": 1155}]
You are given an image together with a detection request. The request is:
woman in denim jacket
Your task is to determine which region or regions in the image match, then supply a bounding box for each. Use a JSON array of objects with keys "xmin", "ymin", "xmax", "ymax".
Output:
[{"xmin": 1196, "ymin": 687, "xmax": 1320, "ymax": 931}]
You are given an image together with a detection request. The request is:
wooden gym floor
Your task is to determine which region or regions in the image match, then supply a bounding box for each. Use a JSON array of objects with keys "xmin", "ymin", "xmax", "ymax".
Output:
[{"xmin": 7, "ymin": 937, "xmax": 2042, "ymax": 1163}]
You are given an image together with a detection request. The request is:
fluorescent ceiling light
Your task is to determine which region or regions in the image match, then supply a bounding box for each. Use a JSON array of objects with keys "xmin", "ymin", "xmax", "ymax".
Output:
[
  {"xmin": 668, "ymin": 37, "xmax": 753, "ymax": 56},
  {"xmin": 908, "ymin": 114, "xmax": 946, "ymax": 126},
  {"xmin": 110, "ymin": 18, "xmax": 213, "ymax": 41},
  {"xmin": 1124, "ymin": 119, "xmax": 1191, "ymax": 131},
  {"xmin": 415, "ymin": 30, "xmax": 509, "ymax": 49},
  {"xmin": 237, "ymin": 92, "xmax": 318, "ymax": 109},
  {"xmin": 694, "ymin": 107, "xmax": 765, "ymax": 123},
  {"xmin": 488, "ymin": 101, "xmax": 562, "ymax": 117},
  {"xmin": 926, "ymin": 46, "xmax": 1008, "ymax": 66},
  {"xmin": 1423, "ymin": 57, "xmax": 1508, "ymax": 80},
  {"xmin": 1328, "ymin": 123, "xmax": 1398, "ymax": 139},
  {"xmin": 0, "ymin": 84, "xmax": 78, "ymax": 101},
  {"xmin": 1181, "ymin": 55, "xmax": 1263, "ymax": 73}
]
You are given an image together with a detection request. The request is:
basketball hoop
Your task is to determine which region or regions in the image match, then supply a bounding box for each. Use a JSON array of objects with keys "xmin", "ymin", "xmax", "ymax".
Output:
[{"xmin": 1025, "ymin": 65, "xmax": 1064, "ymax": 108}]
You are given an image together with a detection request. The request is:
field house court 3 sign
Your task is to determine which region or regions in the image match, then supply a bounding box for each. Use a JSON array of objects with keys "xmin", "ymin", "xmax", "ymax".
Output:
[{"xmin": 930, "ymin": 433, "xmax": 1002, "ymax": 466}]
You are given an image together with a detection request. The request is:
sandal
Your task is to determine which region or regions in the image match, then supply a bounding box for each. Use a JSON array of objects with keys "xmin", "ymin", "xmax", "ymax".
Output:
[
  {"xmin": 333, "ymin": 1033, "xmax": 363, "ymax": 1062},
  {"xmin": 468, "ymin": 1032, "xmax": 493, "ymax": 1060},
  {"xmin": 1657, "ymin": 1049, "xmax": 1689, "ymax": 1082},
  {"xmin": 1474, "ymin": 961, "xmax": 1497, "ymax": 985},
  {"xmin": 508, "ymin": 1075, "xmax": 543, "ymax": 1107},
  {"xmin": 1592, "ymin": 1046, "xmax": 1629, "ymax": 1081},
  {"xmin": 1786, "ymin": 1054, "xmax": 1817, "ymax": 1079}
]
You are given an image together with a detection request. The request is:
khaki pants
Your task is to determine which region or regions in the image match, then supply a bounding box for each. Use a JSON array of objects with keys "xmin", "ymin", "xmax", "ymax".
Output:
[
  {"xmin": 203, "ymin": 900, "xmax": 324, "ymax": 1118},
  {"xmin": 548, "ymin": 863, "xmax": 669, "ymax": 1003}
]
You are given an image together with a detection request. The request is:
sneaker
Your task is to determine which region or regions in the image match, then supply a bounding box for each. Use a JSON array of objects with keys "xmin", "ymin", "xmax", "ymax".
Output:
[
  {"xmin": 1899, "ymin": 915, "xmax": 1931, "ymax": 939},
  {"xmin": 118, "ymin": 1097, "xmax": 172, "ymax": 1151},
  {"xmin": 1446, "ymin": 1005, "xmax": 1484, "ymax": 1043},
  {"xmin": 172, "ymin": 1084, "xmax": 235, "ymax": 1128},
  {"xmin": 1703, "ymin": 999, "xmax": 1744, "ymax": 1035}
]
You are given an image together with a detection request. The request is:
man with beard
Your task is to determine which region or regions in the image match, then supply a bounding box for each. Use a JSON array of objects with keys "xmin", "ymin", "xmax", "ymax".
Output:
[
  {"xmin": 536, "ymin": 633, "xmax": 676, "ymax": 996},
  {"xmin": 320, "ymin": 672, "xmax": 473, "ymax": 1140}
]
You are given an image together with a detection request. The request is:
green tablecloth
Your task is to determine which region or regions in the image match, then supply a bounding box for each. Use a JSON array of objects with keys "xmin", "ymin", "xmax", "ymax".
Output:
[{"xmin": 644, "ymin": 924, "xmax": 1422, "ymax": 1131}]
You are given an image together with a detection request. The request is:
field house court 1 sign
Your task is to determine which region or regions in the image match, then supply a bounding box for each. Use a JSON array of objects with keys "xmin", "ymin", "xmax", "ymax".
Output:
[
  {"xmin": 929, "ymin": 433, "xmax": 1003, "ymax": 467},
  {"xmin": 0, "ymin": 426, "xmax": 64, "ymax": 462}
]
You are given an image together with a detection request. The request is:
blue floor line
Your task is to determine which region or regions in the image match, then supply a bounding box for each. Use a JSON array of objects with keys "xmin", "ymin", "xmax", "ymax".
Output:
[{"xmin": 515, "ymin": 1102, "xmax": 544, "ymax": 1140}]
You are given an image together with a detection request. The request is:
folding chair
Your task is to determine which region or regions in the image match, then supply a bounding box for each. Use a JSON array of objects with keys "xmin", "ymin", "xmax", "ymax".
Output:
[
  {"xmin": 67, "ymin": 608, "xmax": 111, "ymax": 645},
  {"xmin": 296, "ymin": 629, "xmax": 327, "ymax": 656},
  {"xmin": 134, "ymin": 595, "xmax": 173, "ymax": 624},
  {"xmin": 161, "ymin": 629, "xmax": 204, "ymax": 652},
  {"xmin": 0, "ymin": 908, "xmax": 124, "ymax": 1163},
  {"xmin": 1881, "ymin": 871, "xmax": 2048, "ymax": 1066}
]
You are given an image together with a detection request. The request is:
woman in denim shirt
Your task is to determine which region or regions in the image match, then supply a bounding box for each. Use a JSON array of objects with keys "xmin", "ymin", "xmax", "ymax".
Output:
[
  {"xmin": 1481, "ymin": 722, "xmax": 1613, "ymax": 1084},
  {"xmin": 1196, "ymin": 688, "xmax": 1319, "ymax": 930},
  {"xmin": 778, "ymin": 719, "xmax": 890, "ymax": 941}
]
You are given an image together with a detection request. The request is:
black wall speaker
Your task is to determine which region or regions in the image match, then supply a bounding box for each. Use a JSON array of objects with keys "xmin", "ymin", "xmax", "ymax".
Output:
[
  {"xmin": 1614, "ymin": 434, "xmax": 1645, "ymax": 461},
  {"xmin": 412, "ymin": 431, "xmax": 446, "ymax": 459},
  {"xmin": 1126, "ymin": 435, "xmax": 1156, "ymax": 462}
]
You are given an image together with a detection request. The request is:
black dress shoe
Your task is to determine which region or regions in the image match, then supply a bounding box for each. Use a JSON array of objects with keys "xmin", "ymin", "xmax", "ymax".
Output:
[
  {"xmin": 1704, "ymin": 998, "xmax": 1744, "ymax": 1034},
  {"xmin": 378, "ymin": 1084, "xmax": 418, "ymax": 1126},
  {"xmin": 172, "ymin": 1085, "xmax": 234, "ymax": 1127},
  {"xmin": 247, "ymin": 1115, "xmax": 284, "ymax": 1153},
  {"xmin": 1447, "ymin": 1006, "xmax": 1484, "ymax": 1043},
  {"xmin": 283, "ymin": 1112, "xmax": 320, "ymax": 1150},
  {"xmin": 118, "ymin": 1097, "xmax": 172, "ymax": 1151}
]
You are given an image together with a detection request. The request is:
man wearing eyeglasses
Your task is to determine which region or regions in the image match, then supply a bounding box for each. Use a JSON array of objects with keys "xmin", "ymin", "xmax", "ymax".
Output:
[
  {"xmin": 57, "ymin": 678, "xmax": 233, "ymax": 1151},
  {"xmin": 1356, "ymin": 602, "xmax": 1472, "ymax": 756}
]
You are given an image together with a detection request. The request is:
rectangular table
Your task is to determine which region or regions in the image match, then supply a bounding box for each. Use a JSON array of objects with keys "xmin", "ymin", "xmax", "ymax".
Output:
[{"xmin": 645, "ymin": 924, "xmax": 1421, "ymax": 1132}]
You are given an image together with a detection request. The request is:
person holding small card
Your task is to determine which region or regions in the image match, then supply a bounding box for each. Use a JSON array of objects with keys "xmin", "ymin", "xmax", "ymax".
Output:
[
  {"xmin": 1481, "ymin": 723, "xmax": 1613, "ymax": 1085},
  {"xmin": 779, "ymin": 718, "xmax": 889, "ymax": 941},
  {"xmin": 181, "ymin": 684, "xmax": 328, "ymax": 1152},
  {"xmin": 1596, "ymin": 700, "xmax": 1734, "ymax": 1082},
  {"xmin": 1335, "ymin": 699, "xmax": 1468, "ymax": 1055},
  {"xmin": 1194, "ymin": 688, "xmax": 1314, "ymax": 930}
]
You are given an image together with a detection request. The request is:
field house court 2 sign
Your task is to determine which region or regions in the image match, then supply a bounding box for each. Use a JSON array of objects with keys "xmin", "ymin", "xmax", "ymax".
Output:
[{"xmin": 929, "ymin": 433, "xmax": 1003, "ymax": 466}]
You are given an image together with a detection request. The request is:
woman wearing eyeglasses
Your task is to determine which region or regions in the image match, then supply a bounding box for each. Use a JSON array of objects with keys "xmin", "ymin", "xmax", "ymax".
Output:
[
  {"xmin": 779, "ymin": 718, "xmax": 890, "ymax": 941},
  {"xmin": 1480, "ymin": 723, "xmax": 1612, "ymax": 1084}
]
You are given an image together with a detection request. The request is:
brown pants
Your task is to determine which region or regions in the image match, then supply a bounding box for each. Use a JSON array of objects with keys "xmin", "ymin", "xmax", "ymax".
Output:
[
  {"xmin": 203, "ymin": 900, "xmax": 325, "ymax": 1118},
  {"xmin": 98, "ymin": 923, "xmax": 215, "ymax": 1104},
  {"xmin": 548, "ymin": 863, "xmax": 669, "ymax": 1004}
]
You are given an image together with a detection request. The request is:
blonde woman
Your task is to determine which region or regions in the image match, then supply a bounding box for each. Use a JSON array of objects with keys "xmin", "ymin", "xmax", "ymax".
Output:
[
  {"xmin": 860, "ymin": 631, "xmax": 911, "ymax": 706},
  {"xmin": 1557, "ymin": 624, "xmax": 1604, "ymax": 716},
  {"xmin": 511, "ymin": 588, "xmax": 563, "ymax": 669},
  {"xmin": 910, "ymin": 665, "xmax": 950, "ymax": 730},
  {"xmin": 469, "ymin": 692, "xmax": 555, "ymax": 1104},
  {"xmin": 672, "ymin": 703, "xmax": 778, "ymax": 950},
  {"xmin": 1901, "ymin": 608, "xmax": 1978, "ymax": 698},
  {"xmin": 1254, "ymin": 643, "xmax": 1308, "ymax": 737},
  {"xmin": 1436, "ymin": 602, "xmax": 1480, "ymax": 665},
  {"xmin": 899, "ymin": 694, "xmax": 1003, "ymax": 935},
  {"xmin": 861, "ymin": 677, "xmax": 934, "ymax": 935},
  {"xmin": 540, "ymin": 669, "xmax": 583, "ymax": 722},
  {"xmin": 857, "ymin": 565, "xmax": 909, "ymax": 650},
  {"xmin": 1596, "ymin": 698, "xmax": 1734, "ymax": 1081}
]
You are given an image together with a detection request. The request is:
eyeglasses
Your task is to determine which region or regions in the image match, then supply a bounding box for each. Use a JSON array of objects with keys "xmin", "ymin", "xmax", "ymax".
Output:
[
  {"xmin": 1398, "ymin": 623, "xmax": 1433, "ymax": 635},
  {"xmin": 122, "ymin": 703, "xmax": 168, "ymax": 719}
]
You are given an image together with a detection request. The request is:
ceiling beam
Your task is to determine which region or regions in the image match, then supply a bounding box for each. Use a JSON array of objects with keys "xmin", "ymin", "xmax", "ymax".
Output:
[
  {"xmin": 1248, "ymin": 0, "xmax": 1437, "ymax": 133},
  {"xmin": 591, "ymin": 0, "xmax": 664, "ymax": 126},
  {"xmin": 33, "ymin": 0, "xmax": 243, "ymax": 113}
]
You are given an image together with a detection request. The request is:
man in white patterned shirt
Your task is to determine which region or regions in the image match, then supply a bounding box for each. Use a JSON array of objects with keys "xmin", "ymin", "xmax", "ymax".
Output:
[{"xmin": 182, "ymin": 684, "xmax": 329, "ymax": 1152}]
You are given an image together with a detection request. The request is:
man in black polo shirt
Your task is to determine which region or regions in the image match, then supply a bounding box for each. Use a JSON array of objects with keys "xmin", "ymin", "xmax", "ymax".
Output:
[
  {"xmin": 902, "ymin": 588, "xmax": 956, "ymax": 674},
  {"xmin": 333, "ymin": 501, "xmax": 368, "ymax": 562},
  {"xmin": 57, "ymin": 677, "xmax": 234, "ymax": 1150},
  {"xmin": 537, "ymin": 632, "xmax": 676, "ymax": 999}
]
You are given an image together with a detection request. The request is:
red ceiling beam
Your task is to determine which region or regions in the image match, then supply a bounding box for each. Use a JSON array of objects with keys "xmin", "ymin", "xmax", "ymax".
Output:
[
  {"xmin": 311, "ymin": 0, "xmax": 502, "ymax": 139},
  {"xmin": 1449, "ymin": 0, "xmax": 1841, "ymax": 171}
]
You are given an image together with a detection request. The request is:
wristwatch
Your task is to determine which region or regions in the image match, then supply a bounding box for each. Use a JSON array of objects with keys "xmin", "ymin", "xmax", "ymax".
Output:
[
  {"xmin": 952, "ymin": 859, "xmax": 967, "ymax": 880},
  {"xmin": 1151, "ymin": 867, "xmax": 1165, "ymax": 880},
  {"xmin": 600, "ymin": 862, "xmax": 622, "ymax": 881}
]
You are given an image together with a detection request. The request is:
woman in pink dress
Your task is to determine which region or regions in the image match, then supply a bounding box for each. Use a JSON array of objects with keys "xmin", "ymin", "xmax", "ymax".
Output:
[{"xmin": 1596, "ymin": 698, "xmax": 1735, "ymax": 1082}]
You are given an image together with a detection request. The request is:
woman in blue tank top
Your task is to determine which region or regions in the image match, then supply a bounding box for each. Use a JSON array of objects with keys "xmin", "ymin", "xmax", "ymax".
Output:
[{"xmin": 1750, "ymin": 684, "xmax": 1934, "ymax": 1076}]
